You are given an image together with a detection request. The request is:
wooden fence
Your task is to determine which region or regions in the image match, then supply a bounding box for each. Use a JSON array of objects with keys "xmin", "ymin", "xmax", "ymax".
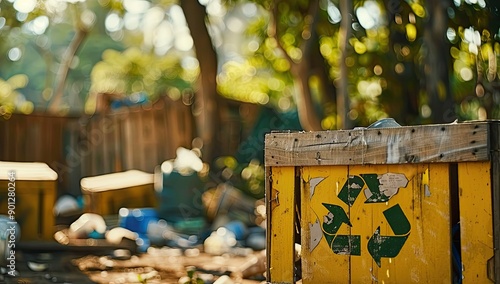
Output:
[
  {"xmin": 79, "ymin": 97, "xmax": 195, "ymax": 176},
  {"xmin": 0, "ymin": 97, "xmax": 196, "ymax": 195}
]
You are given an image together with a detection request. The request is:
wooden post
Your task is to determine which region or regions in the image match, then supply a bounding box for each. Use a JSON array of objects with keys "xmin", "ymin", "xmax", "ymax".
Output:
[
  {"xmin": 266, "ymin": 166, "xmax": 296, "ymax": 283},
  {"xmin": 490, "ymin": 122, "xmax": 500, "ymax": 282}
]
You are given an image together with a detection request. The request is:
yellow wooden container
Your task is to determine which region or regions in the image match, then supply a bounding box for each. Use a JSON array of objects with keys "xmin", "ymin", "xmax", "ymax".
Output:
[
  {"xmin": 265, "ymin": 121, "xmax": 500, "ymax": 283},
  {"xmin": 0, "ymin": 161, "xmax": 58, "ymax": 241},
  {"xmin": 81, "ymin": 170, "xmax": 157, "ymax": 216}
]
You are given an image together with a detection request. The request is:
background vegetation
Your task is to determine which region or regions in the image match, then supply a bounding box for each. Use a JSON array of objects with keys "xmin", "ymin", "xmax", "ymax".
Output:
[{"xmin": 1, "ymin": 0, "xmax": 500, "ymax": 168}]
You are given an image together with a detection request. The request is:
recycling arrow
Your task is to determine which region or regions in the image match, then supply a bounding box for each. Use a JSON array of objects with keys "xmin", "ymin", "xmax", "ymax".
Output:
[
  {"xmin": 322, "ymin": 203, "xmax": 351, "ymax": 234},
  {"xmin": 368, "ymin": 204, "xmax": 411, "ymax": 267},
  {"xmin": 338, "ymin": 173, "xmax": 408, "ymax": 205},
  {"xmin": 362, "ymin": 174, "xmax": 390, "ymax": 203},
  {"xmin": 322, "ymin": 203, "xmax": 361, "ymax": 255},
  {"xmin": 338, "ymin": 175, "xmax": 364, "ymax": 206},
  {"xmin": 363, "ymin": 173, "xmax": 409, "ymax": 203},
  {"xmin": 313, "ymin": 172, "xmax": 411, "ymax": 263}
]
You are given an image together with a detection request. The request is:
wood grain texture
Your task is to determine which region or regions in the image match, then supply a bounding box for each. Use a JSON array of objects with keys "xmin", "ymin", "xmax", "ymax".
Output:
[
  {"xmin": 490, "ymin": 122, "xmax": 500, "ymax": 283},
  {"xmin": 265, "ymin": 122, "xmax": 490, "ymax": 167},
  {"xmin": 0, "ymin": 180, "xmax": 56, "ymax": 241},
  {"xmin": 267, "ymin": 166, "xmax": 296, "ymax": 283},
  {"xmin": 300, "ymin": 166, "xmax": 350, "ymax": 284},
  {"xmin": 458, "ymin": 162, "xmax": 494, "ymax": 283},
  {"xmin": 298, "ymin": 164, "xmax": 451, "ymax": 283}
]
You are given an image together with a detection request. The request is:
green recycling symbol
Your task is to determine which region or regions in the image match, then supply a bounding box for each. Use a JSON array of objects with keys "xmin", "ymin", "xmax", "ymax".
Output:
[{"xmin": 321, "ymin": 173, "xmax": 410, "ymax": 267}]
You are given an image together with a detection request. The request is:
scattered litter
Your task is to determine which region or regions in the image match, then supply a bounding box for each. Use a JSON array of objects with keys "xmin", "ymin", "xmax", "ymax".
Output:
[
  {"xmin": 232, "ymin": 250, "xmax": 266, "ymax": 280},
  {"xmin": 204, "ymin": 227, "xmax": 237, "ymax": 255},
  {"xmin": 27, "ymin": 261, "xmax": 49, "ymax": 272},
  {"xmin": 53, "ymin": 195, "xmax": 84, "ymax": 217},
  {"xmin": 105, "ymin": 227, "xmax": 137, "ymax": 245},
  {"xmin": 184, "ymin": 248, "xmax": 200, "ymax": 257},
  {"xmin": 112, "ymin": 249, "xmax": 132, "ymax": 260},
  {"xmin": 214, "ymin": 275, "xmax": 235, "ymax": 284},
  {"xmin": 69, "ymin": 213, "xmax": 107, "ymax": 239}
]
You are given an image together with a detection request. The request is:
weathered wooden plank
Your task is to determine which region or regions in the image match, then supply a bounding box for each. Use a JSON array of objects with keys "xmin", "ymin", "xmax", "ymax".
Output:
[
  {"xmin": 265, "ymin": 122, "xmax": 489, "ymax": 166},
  {"xmin": 416, "ymin": 163, "xmax": 453, "ymax": 283},
  {"xmin": 122, "ymin": 111, "xmax": 133, "ymax": 170},
  {"xmin": 348, "ymin": 164, "xmax": 425, "ymax": 283},
  {"xmin": 147, "ymin": 106, "xmax": 158, "ymax": 171},
  {"xmin": 137, "ymin": 109, "xmax": 147, "ymax": 171},
  {"xmin": 458, "ymin": 162, "xmax": 494, "ymax": 283},
  {"xmin": 489, "ymin": 121, "xmax": 500, "ymax": 283},
  {"xmin": 300, "ymin": 166, "xmax": 350, "ymax": 284},
  {"xmin": 267, "ymin": 166, "xmax": 296, "ymax": 283}
]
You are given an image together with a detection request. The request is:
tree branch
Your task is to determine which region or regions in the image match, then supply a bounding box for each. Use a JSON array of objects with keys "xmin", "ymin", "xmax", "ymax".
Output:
[
  {"xmin": 299, "ymin": 0, "xmax": 320, "ymax": 60},
  {"xmin": 31, "ymin": 42, "xmax": 55, "ymax": 104},
  {"xmin": 268, "ymin": 0, "xmax": 294, "ymax": 65},
  {"xmin": 47, "ymin": 27, "xmax": 88, "ymax": 114},
  {"xmin": 268, "ymin": 0, "xmax": 320, "ymax": 66}
]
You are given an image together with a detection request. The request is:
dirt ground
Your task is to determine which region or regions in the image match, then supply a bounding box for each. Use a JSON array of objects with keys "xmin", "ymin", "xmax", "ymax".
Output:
[{"xmin": 0, "ymin": 242, "xmax": 266, "ymax": 284}]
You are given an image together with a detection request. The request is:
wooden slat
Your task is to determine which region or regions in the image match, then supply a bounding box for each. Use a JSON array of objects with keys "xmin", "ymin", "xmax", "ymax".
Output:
[
  {"xmin": 92, "ymin": 116, "xmax": 101, "ymax": 175},
  {"xmin": 300, "ymin": 166, "xmax": 350, "ymax": 284},
  {"xmin": 113, "ymin": 113, "xmax": 122, "ymax": 172},
  {"xmin": 162, "ymin": 99, "xmax": 173, "ymax": 159},
  {"xmin": 410, "ymin": 163, "xmax": 452, "ymax": 283},
  {"xmin": 143, "ymin": 107, "xmax": 156, "ymax": 172},
  {"xmin": 134, "ymin": 111, "xmax": 145, "ymax": 170},
  {"xmin": 103, "ymin": 115, "xmax": 111, "ymax": 173},
  {"xmin": 491, "ymin": 122, "xmax": 500, "ymax": 283},
  {"xmin": 0, "ymin": 118, "xmax": 7, "ymax": 159},
  {"xmin": 154, "ymin": 103, "xmax": 169, "ymax": 162},
  {"xmin": 123, "ymin": 111, "xmax": 133, "ymax": 170},
  {"xmin": 170, "ymin": 102, "xmax": 181, "ymax": 152},
  {"xmin": 148, "ymin": 106, "xmax": 158, "ymax": 171},
  {"xmin": 267, "ymin": 166, "xmax": 296, "ymax": 283},
  {"xmin": 458, "ymin": 162, "xmax": 494, "ymax": 283},
  {"xmin": 16, "ymin": 116, "xmax": 25, "ymax": 159},
  {"xmin": 265, "ymin": 122, "xmax": 489, "ymax": 166}
]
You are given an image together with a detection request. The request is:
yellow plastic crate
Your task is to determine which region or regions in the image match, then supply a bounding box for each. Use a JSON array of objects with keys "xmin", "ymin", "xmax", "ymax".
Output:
[
  {"xmin": 0, "ymin": 161, "xmax": 58, "ymax": 241},
  {"xmin": 265, "ymin": 121, "xmax": 500, "ymax": 283},
  {"xmin": 81, "ymin": 170, "xmax": 157, "ymax": 216}
]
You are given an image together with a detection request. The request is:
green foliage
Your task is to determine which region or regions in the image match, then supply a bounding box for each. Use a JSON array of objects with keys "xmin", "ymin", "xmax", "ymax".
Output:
[
  {"xmin": 86, "ymin": 47, "xmax": 196, "ymax": 112},
  {"xmin": 0, "ymin": 0, "xmax": 123, "ymax": 115},
  {"xmin": 218, "ymin": 57, "xmax": 295, "ymax": 110},
  {"xmin": 0, "ymin": 74, "xmax": 33, "ymax": 118},
  {"xmin": 1, "ymin": 0, "xmax": 500, "ymax": 126},
  {"xmin": 446, "ymin": 1, "xmax": 500, "ymax": 120},
  {"xmin": 183, "ymin": 266, "xmax": 204, "ymax": 284},
  {"xmin": 229, "ymin": 0, "xmax": 500, "ymax": 126},
  {"xmin": 218, "ymin": 2, "xmax": 299, "ymax": 112},
  {"xmin": 213, "ymin": 156, "xmax": 265, "ymax": 199}
]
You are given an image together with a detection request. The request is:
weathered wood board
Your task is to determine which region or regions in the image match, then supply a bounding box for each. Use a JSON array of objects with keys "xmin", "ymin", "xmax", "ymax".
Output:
[
  {"xmin": 266, "ymin": 166, "xmax": 296, "ymax": 283},
  {"xmin": 265, "ymin": 122, "xmax": 489, "ymax": 167}
]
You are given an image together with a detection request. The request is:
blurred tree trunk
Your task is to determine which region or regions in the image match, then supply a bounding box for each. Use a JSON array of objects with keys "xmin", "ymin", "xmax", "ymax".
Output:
[
  {"xmin": 337, "ymin": 0, "xmax": 354, "ymax": 129},
  {"xmin": 310, "ymin": 32, "xmax": 337, "ymax": 119},
  {"xmin": 269, "ymin": 0, "xmax": 323, "ymax": 131},
  {"xmin": 423, "ymin": 0, "xmax": 454, "ymax": 123},
  {"xmin": 383, "ymin": 0, "xmax": 420, "ymax": 125},
  {"xmin": 181, "ymin": 0, "xmax": 220, "ymax": 162},
  {"xmin": 291, "ymin": 59, "xmax": 323, "ymax": 131}
]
